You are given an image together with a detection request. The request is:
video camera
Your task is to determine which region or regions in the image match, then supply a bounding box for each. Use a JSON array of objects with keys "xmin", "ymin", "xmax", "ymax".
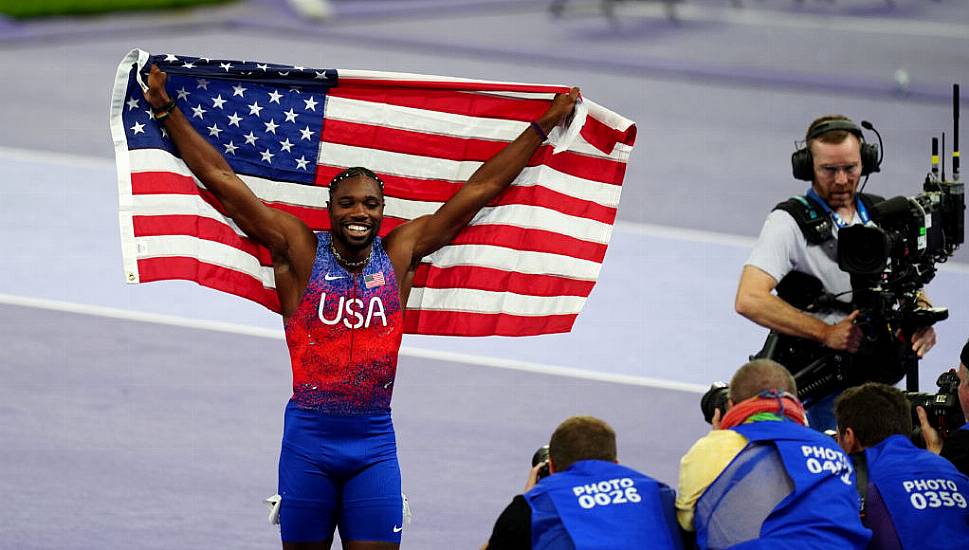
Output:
[
  {"xmin": 909, "ymin": 368, "xmax": 966, "ymax": 445},
  {"xmin": 832, "ymin": 170, "xmax": 963, "ymax": 390},
  {"xmin": 837, "ymin": 171, "xmax": 964, "ymax": 334}
]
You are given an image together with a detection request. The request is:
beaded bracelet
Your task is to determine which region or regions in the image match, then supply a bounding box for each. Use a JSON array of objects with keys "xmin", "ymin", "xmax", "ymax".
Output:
[
  {"xmin": 530, "ymin": 120, "xmax": 549, "ymax": 142},
  {"xmin": 153, "ymin": 100, "xmax": 177, "ymax": 121}
]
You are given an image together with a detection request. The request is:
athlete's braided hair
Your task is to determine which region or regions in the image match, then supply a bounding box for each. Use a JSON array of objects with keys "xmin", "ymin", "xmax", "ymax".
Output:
[{"xmin": 329, "ymin": 166, "xmax": 385, "ymax": 196}]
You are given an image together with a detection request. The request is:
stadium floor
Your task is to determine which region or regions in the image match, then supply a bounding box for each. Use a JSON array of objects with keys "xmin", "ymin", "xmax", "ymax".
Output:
[
  {"xmin": 1, "ymin": 0, "xmax": 968, "ymax": 547},
  {"xmin": 0, "ymin": 303, "xmax": 706, "ymax": 548}
]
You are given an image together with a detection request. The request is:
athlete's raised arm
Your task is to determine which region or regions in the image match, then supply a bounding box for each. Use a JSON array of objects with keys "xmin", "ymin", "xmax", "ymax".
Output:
[
  {"xmin": 384, "ymin": 88, "xmax": 579, "ymax": 275},
  {"xmin": 144, "ymin": 64, "xmax": 316, "ymax": 316}
]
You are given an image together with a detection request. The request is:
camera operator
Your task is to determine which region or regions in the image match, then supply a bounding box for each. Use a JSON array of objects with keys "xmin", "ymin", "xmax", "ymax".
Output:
[
  {"xmin": 735, "ymin": 115, "xmax": 937, "ymax": 431},
  {"xmin": 678, "ymin": 359, "xmax": 870, "ymax": 548},
  {"xmin": 834, "ymin": 382, "xmax": 969, "ymax": 548},
  {"xmin": 917, "ymin": 338, "xmax": 969, "ymax": 476},
  {"xmin": 482, "ymin": 416, "xmax": 682, "ymax": 550}
]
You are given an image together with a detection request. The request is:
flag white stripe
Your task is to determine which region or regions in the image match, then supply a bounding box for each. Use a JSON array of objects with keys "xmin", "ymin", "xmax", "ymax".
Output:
[
  {"xmin": 134, "ymin": 235, "xmax": 276, "ymax": 287},
  {"xmin": 325, "ymin": 96, "xmax": 625, "ymax": 161},
  {"xmin": 468, "ymin": 204, "xmax": 613, "ymax": 245},
  {"xmin": 406, "ymin": 286, "xmax": 587, "ymax": 316},
  {"xmin": 132, "ymin": 195, "xmax": 247, "ymax": 234},
  {"xmin": 318, "ymin": 141, "xmax": 480, "ymax": 182},
  {"xmin": 319, "ymin": 142, "xmax": 621, "ymax": 207},
  {"xmin": 425, "ymin": 244, "xmax": 601, "ymax": 280},
  {"xmin": 508, "ymin": 173, "xmax": 620, "ymax": 208}
]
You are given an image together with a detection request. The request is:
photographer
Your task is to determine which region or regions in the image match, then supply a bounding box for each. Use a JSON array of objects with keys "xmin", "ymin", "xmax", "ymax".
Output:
[
  {"xmin": 678, "ymin": 359, "xmax": 870, "ymax": 548},
  {"xmin": 834, "ymin": 383, "xmax": 969, "ymax": 548},
  {"xmin": 483, "ymin": 416, "xmax": 682, "ymax": 550},
  {"xmin": 735, "ymin": 115, "xmax": 936, "ymax": 431},
  {"xmin": 917, "ymin": 339, "xmax": 969, "ymax": 476}
]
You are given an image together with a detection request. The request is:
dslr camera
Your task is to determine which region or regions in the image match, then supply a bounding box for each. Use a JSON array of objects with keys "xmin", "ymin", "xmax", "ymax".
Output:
[
  {"xmin": 532, "ymin": 445, "xmax": 551, "ymax": 481},
  {"xmin": 908, "ymin": 368, "xmax": 966, "ymax": 444},
  {"xmin": 700, "ymin": 382, "xmax": 730, "ymax": 425}
]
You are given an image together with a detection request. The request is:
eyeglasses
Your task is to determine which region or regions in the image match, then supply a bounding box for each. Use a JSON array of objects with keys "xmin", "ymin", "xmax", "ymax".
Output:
[{"xmin": 819, "ymin": 164, "xmax": 859, "ymax": 178}]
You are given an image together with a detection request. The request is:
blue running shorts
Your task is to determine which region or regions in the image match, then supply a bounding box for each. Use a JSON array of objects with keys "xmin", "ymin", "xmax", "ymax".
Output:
[{"xmin": 278, "ymin": 401, "xmax": 403, "ymax": 543}]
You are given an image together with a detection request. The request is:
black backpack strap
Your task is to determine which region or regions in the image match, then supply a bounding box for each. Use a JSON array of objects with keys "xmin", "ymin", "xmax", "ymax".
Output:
[{"xmin": 773, "ymin": 195, "xmax": 833, "ymax": 245}]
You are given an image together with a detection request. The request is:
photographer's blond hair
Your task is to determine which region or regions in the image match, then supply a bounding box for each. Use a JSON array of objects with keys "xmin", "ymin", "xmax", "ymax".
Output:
[{"xmin": 729, "ymin": 359, "xmax": 797, "ymax": 404}]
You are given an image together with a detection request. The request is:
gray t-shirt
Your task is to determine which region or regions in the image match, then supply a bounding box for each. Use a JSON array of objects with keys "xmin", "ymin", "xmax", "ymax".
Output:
[{"xmin": 745, "ymin": 209, "xmax": 860, "ymax": 325}]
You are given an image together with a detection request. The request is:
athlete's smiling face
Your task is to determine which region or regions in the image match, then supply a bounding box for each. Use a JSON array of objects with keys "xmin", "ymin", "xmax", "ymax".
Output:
[{"xmin": 327, "ymin": 176, "xmax": 384, "ymax": 252}]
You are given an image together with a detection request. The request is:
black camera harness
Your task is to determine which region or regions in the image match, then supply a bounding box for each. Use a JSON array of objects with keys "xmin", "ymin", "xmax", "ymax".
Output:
[
  {"xmin": 773, "ymin": 192, "xmax": 884, "ymax": 246},
  {"xmin": 771, "ymin": 192, "xmax": 885, "ymax": 313}
]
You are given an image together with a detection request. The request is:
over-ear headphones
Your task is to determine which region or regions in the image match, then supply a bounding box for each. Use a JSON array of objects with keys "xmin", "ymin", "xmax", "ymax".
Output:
[{"xmin": 791, "ymin": 119, "xmax": 880, "ymax": 181}]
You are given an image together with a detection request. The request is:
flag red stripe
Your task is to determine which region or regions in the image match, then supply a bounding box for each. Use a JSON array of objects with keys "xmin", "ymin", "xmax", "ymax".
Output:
[
  {"xmin": 413, "ymin": 264, "xmax": 594, "ymax": 297},
  {"xmin": 130, "ymin": 170, "xmax": 199, "ymax": 194},
  {"xmin": 133, "ymin": 215, "xmax": 273, "ymax": 266},
  {"xmin": 403, "ymin": 309, "xmax": 577, "ymax": 336},
  {"xmin": 580, "ymin": 115, "xmax": 637, "ymax": 154},
  {"xmin": 137, "ymin": 256, "xmax": 280, "ymax": 312},
  {"xmin": 321, "ymin": 119, "xmax": 626, "ymax": 185},
  {"xmin": 494, "ymin": 186, "xmax": 617, "ymax": 224},
  {"xmin": 340, "ymin": 75, "xmax": 569, "ymax": 95},
  {"xmin": 329, "ymin": 85, "xmax": 549, "ymax": 122}
]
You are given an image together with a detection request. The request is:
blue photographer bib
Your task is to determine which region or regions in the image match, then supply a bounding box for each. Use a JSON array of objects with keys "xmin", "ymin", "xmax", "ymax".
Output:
[
  {"xmin": 865, "ymin": 435, "xmax": 969, "ymax": 549},
  {"xmin": 524, "ymin": 460, "xmax": 681, "ymax": 550},
  {"xmin": 696, "ymin": 421, "xmax": 870, "ymax": 549}
]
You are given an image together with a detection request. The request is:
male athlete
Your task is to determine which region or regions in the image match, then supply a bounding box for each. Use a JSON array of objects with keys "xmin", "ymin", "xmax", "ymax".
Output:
[{"xmin": 145, "ymin": 64, "xmax": 579, "ymax": 549}]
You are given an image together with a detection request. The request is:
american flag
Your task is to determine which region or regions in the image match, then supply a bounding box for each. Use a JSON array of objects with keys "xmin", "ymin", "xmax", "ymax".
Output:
[
  {"xmin": 110, "ymin": 49, "xmax": 636, "ymax": 337},
  {"xmin": 364, "ymin": 272, "xmax": 386, "ymax": 289}
]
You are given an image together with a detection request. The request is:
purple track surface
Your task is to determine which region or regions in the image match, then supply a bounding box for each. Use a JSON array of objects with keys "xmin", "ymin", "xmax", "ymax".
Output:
[{"xmin": 0, "ymin": 304, "xmax": 704, "ymax": 548}]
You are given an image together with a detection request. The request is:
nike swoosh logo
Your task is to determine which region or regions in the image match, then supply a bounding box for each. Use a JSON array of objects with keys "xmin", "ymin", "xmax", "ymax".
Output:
[
  {"xmin": 324, "ymin": 274, "xmax": 345, "ymax": 281},
  {"xmin": 393, "ymin": 526, "xmax": 403, "ymax": 533}
]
